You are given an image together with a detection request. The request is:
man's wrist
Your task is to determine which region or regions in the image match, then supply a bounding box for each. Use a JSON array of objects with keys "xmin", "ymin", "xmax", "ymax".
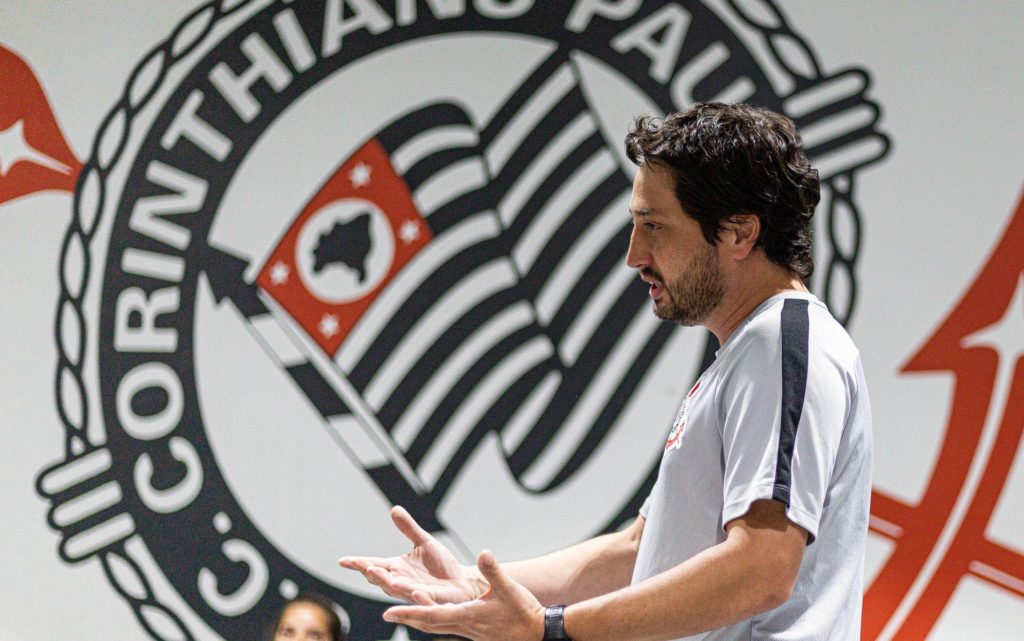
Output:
[{"xmin": 543, "ymin": 604, "xmax": 572, "ymax": 641}]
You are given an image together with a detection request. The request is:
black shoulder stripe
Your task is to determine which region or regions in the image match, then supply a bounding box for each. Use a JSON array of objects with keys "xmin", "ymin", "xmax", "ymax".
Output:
[{"xmin": 773, "ymin": 298, "xmax": 810, "ymax": 504}]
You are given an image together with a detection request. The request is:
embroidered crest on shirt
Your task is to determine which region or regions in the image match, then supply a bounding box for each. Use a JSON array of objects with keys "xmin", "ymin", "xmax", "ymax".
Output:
[{"xmin": 665, "ymin": 378, "xmax": 702, "ymax": 451}]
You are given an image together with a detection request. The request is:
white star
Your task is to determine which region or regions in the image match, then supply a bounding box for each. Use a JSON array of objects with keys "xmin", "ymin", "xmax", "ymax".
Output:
[
  {"xmin": 0, "ymin": 119, "xmax": 72, "ymax": 176},
  {"xmin": 399, "ymin": 219, "xmax": 421, "ymax": 244},
  {"xmin": 269, "ymin": 261, "xmax": 290, "ymax": 285},
  {"xmin": 318, "ymin": 314, "xmax": 340, "ymax": 338},
  {"xmin": 349, "ymin": 162, "xmax": 372, "ymax": 188}
]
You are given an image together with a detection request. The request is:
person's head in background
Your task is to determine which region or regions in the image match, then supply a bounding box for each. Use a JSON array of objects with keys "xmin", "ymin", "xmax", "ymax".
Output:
[{"xmin": 270, "ymin": 592, "xmax": 345, "ymax": 641}]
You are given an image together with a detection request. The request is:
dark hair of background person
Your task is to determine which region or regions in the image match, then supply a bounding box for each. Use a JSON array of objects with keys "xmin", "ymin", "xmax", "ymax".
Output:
[
  {"xmin": 624, "ymin": 102, "xmax": 821, "ymax": 281},
  {"xmin": 264, "ymin": 592, "xmax": 346, "ymax": 641}
]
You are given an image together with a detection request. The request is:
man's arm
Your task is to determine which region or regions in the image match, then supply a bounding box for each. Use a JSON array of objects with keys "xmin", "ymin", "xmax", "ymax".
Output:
[
  {"xmin": 502, "ymin": 514, "xmax": 645, "ymax": 604},
  {"xmin": 339, "ymin": 507, "xmax": 644, "ymax": 607},
  {"xmin": 382, "ymin": 499, "xmax": 805, "ymax": 641},
  {"xmin": 563, "ymin": 499, "xmax": 806, "ymax": 641}
]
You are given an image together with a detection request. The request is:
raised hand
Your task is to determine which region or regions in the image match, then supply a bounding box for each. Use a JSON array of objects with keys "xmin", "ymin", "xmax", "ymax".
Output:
[
  {"xmin": 338, "ymin": 505, "xmax": 486, "ymax": 604},
  {"xmin": 382, "ymin": 550, "xmax": 546, "ymax": 641}
]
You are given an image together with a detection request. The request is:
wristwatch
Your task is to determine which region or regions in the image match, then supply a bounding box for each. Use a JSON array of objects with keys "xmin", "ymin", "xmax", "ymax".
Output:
[{"xmin": 543, "ymin": 604, "xmax": 572, "ymax": 641}]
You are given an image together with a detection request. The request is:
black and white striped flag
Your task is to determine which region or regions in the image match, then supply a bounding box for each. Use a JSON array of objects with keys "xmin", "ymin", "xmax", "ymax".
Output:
[
  {"xmin": 333, "ymin": 53, "xmax": 674, "ymax": 508},
  {"xmin": 233, "ymin": 55, "xmax": 675, "ymax": 546}
]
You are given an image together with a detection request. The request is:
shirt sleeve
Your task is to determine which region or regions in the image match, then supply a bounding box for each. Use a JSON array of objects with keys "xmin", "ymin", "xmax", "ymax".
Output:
[
  {"xmin": 717, "ymin": 308, "xmax": 852, "ymax": 544},
  {"xmin": 638, "ymin": 494, "xmax": 651, "ymax": 519}
]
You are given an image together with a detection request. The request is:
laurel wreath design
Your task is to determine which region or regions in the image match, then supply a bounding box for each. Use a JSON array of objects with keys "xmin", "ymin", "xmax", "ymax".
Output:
[
  {"xmin": 724, "ymin": 0, "xmax": 883, "ymax": 325},
  {"xmin": 49, "ymin": 1, "xmax": 880, "ymax": 638}
]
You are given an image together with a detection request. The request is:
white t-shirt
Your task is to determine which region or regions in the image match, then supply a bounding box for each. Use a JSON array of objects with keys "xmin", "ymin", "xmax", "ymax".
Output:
[{"xmin": 633, "ymin": 292, "xmax": 873, "ymax": 641}]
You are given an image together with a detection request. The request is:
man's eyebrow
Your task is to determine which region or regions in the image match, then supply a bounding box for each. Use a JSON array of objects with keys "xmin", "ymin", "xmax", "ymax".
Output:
[{"xmin": 631, "ymin": 208, "xmax": 653, "ymax": 217}]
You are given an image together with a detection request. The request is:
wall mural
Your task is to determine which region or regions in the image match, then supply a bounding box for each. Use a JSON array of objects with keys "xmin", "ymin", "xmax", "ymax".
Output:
[{"xmin": 2, "ymin": 1, "xmax": 1021, "ymax": 640}]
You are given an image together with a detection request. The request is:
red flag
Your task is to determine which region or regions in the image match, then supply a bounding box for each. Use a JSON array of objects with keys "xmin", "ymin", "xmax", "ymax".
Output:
[
  {"xmin": 0, "ymin": 44, "xmax": 82, "ymax": 205},
  {"xmin": 257, "ymin": 138, "xmax": 432, "ymax": 356}
]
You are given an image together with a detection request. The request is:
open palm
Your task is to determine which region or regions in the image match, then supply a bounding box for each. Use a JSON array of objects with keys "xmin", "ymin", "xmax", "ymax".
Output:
[{"xmin": 339, "ymin": 506, "xmax": 485, "ymax": 604}]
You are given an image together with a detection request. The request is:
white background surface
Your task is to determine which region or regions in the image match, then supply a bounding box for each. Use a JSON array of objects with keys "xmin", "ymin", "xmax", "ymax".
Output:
[{"xmin": 2, "ymin": 2, "xmax": 1023, "ymax": 639}]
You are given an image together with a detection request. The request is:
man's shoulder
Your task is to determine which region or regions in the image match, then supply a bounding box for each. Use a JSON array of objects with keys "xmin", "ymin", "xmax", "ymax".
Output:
[{"xmin": 725, "ymin": 294, "xmax": 861, "ymax": 369}]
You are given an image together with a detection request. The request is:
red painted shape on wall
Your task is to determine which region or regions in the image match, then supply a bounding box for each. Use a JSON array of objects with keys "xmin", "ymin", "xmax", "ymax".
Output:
[
  {"xmin": 0, "ymin": 44, "xmax": 82, "ymax": 205},
  {"xmin": 864, "ymin": 188, "xmax": 1024, "ymax": 640}
]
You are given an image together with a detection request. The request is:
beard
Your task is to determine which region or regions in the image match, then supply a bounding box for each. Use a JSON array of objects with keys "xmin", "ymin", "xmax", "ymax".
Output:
[{"xmin": 647, "ymin": 243, "xmax": 726, "ymax": 326}]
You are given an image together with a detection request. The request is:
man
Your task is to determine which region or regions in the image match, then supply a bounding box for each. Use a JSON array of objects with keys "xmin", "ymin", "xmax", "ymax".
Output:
[{"xmin": 339, "ymin": 102, "xmax": 873, "ymax": 641}]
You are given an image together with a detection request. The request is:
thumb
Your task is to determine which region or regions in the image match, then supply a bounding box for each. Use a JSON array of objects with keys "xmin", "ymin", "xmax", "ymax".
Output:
[
  {"xmin": 476, "ymin": 550, "xmax": 513, "ymax": 593},
  {"xmin": 391, "ymin": 505, "xmax": 433, "ymax": 547}
]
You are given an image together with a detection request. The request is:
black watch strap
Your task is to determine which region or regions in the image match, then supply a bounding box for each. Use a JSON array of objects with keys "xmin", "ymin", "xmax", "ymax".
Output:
[{"xmin": 543, "ymin": 604, "xmax": 571, "ymax": 641}]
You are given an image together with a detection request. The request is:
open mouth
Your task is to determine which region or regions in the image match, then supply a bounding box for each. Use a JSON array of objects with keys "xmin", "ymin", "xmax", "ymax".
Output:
[{"xmin": 640, "ymin": 270, "xmax": 664, "ymax": 299}]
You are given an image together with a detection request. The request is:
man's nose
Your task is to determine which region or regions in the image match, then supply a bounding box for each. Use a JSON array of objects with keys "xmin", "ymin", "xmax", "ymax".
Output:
[{"xmin": 626, "ymin": 227, "xmax": 648, "ymax": 269}]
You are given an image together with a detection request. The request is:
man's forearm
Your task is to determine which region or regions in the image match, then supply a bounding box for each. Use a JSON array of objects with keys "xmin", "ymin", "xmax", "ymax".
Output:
[
  {"xmin": 563, "ymin": 501, "xmax": 806, "ymax": 641},
  {"xmin": 493, "ymin": 516, "xmax": 645, "ymax": 605}
]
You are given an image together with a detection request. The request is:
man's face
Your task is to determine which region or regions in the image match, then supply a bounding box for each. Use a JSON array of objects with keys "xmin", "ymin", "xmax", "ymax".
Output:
[{"xmin": 626, "ymin": 163, "xmax": 726, "ymax": 326}]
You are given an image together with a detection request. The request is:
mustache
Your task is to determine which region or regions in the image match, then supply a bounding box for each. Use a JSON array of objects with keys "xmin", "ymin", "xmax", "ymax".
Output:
[{"xmin": 640, "ymin": 267, "xmax": 664, "ymax": 283}]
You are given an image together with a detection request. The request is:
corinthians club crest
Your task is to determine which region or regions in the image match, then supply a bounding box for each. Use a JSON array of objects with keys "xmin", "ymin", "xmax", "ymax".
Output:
[{"xmin": 36, "ymin": 1, "xmax": 888, "ymax": 639}]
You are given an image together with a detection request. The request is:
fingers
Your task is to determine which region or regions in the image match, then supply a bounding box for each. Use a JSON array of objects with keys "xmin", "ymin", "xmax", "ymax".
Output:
[
  {"xmin": 338, "ymin": 556, "xmax": 401, "ymax": 588},
  {"xmin": 337, "ymin": 558, "xmax": 414, "ymax": 600},
  {"xmin": 367, "ymin": 566, "xmax": 418, "ymax": 600},
  {"xmin": 385, "ymin": 557, "xmax": 540, "ymax": 640},
  {"xmin": 476, "ymin": 550, "xmax": 513, "ymax": 595},
  {"xmin": 384, "ymin": 603, "xmax": 462, "ymax": 635},
  {"xmin": 337, "ymin": 555, "xmax": 378, "ymax": 573},
  {"xmin": 338, "ymin": 556, "xmax": 397, "ymax": 591},
  {"xmin": 411, "ymin": 589, "xmax": 438, "ymax": 606},
  {"xmin": 391, "ymin": 505, "xmax": 434, "ymax": 547},
  {"xmin": 360, "ymin": 565, "xmax": 393, "ymax": 593}
]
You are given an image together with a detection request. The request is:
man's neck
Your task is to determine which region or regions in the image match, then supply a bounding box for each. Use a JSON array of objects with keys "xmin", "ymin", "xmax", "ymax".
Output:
[{"xmin": 704, "ymin": 266, "xmax": 808, "ymax": 346}]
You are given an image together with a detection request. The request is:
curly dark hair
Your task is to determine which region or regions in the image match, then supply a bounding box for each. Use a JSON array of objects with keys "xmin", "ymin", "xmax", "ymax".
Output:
[{"xmin": 624, "ymin": 102, "xmax": 820, "ymax": 281}]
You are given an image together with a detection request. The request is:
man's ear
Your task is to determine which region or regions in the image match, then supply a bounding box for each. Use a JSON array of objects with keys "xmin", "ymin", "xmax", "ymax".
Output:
[{"xmin": 721, "ymin": 213, "xmax": 760, "ymax": 260}]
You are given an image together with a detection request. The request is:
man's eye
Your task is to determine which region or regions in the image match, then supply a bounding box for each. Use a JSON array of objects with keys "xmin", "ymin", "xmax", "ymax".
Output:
[{"xmin": 645, "ymin": 222, "xmax": 659, "ymax": 230}]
